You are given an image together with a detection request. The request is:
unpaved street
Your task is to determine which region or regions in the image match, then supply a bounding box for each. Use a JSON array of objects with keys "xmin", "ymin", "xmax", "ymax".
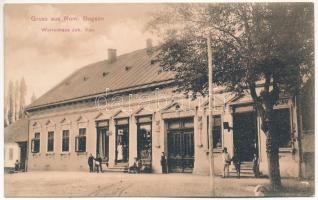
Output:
[{"xmin": 4, "ymin": 171, "xmax": 314, "ymax": 197}]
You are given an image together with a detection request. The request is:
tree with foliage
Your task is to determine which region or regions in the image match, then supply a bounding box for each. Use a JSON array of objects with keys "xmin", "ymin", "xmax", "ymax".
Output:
[
  {"xmin": 19, "ymin": 77, "xmax": 27, "ymax": 118},
  {"xmin": 148, "ymin": 3, "xmax": 314, "ymax": 190}
]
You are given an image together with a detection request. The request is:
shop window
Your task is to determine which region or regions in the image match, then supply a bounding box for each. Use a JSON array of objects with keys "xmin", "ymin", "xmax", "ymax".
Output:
[
  {"xmin": 47, "ymin": 131, "xmax": 54, "ymax": 152},
  {"xmin": 207, "ymin": 115, "xmax": 222, "ymax": 149},
  {"xmin": 75, "ymin": 128, "xmax": 86, "ymax": 152},
  {"xmin": 137, "ymin": 121, "xmax": 152, "ymax": 163},
  {"xmin": 62, "ymin": 130, "xmax": 69, "ymax": 152},
  {"xmin": 31, "ymin": 132, "xmax": 40, "ymax": 153},
  {"xmin": 273, "ymin": 109, "xmax": 291, "ymax": 148}
]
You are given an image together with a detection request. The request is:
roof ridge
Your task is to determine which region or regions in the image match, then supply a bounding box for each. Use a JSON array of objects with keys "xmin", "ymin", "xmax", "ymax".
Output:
[
  {"xmin": 26, "ymin": 46, "xmax": 172, "ymax": 110},
  {"xmin": 28, "ymin": 49, "xmax": 154, "ymax": 108}
]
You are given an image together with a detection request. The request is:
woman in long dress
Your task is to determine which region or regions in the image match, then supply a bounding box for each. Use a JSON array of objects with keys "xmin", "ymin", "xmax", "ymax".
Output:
[{"xmin": 117, "ymin": 143, "xmax": 123, "ymax": 161}]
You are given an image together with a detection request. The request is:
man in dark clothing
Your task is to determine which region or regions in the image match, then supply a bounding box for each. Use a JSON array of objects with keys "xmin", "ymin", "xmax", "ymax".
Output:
[
  {"xmin": 95, "ymin": 154, "xmax": 103, "ymax": 173},
  {"xmin": 14, "ymin": 160, "xmax": 20, "ymax": 171},
  {"xmin": 88, "ymin": 154, "xmax": 94, "ymax": 172},
  {"xmin": 232, "ymin": 151, "xmax": 241, "ymax": 178},
  {"xmin": 160, "ymin": 152, "xmax": 167, "ymax": 173}
]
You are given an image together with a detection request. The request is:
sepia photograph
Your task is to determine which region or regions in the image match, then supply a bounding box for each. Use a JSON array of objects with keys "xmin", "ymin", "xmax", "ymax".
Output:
[{"xmin": 3, "ymin": 1, "xmax": 315, "ymax": 198}]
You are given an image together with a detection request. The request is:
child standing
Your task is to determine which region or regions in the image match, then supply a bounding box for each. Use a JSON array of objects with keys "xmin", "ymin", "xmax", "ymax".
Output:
[{"xmin": 222, "ymin": 147, "xmax": 231, "ymax": 178}]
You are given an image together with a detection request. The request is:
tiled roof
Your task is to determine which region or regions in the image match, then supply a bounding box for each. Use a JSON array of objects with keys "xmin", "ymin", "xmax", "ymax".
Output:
[
  {"xmin": 26, "ymin": 48, "xmax": 174, "ymax": 110},
  {"xmin": 4, "ymin": 119, "xmax": 29, "ymax": 143}
]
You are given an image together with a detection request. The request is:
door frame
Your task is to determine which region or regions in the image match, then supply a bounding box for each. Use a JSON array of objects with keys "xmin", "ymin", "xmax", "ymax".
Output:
[
  {"xmin": 96, "ymin": 126, "xmax": 109, "ymax": 161},
  {"xmin": 232, "ymin": 111, "xmax": 258, "ymax": 162},
  {"xmin": 137, "ymin": 121, "xmax": 152, "ymax": 167},
  {"xmin": 165, "ymin": 117, "xmax": 195, "ymax": 173},
  {"xmin": 115, "ymin": 122, "xmax": 129, "ymax": 163}
]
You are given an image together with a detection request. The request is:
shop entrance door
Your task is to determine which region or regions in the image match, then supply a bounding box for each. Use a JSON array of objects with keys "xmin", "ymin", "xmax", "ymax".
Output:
[
  {"xmin": 233, "ymin": 111, "xmax": 258, "ymax": 161},
  {"xmin": 96, "ymin": 127, "xmax": 109, "ymax": 161},
  {"xmin": 167, "ymin": 118, "xmax": 194, "ymax": 173},
  {"xmin": 115, "ymin": 121, "xmax": 129, "ymax": 163}
]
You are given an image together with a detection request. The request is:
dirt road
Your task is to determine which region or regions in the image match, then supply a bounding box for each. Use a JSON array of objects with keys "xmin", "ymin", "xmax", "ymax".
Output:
[{"xmin": 4, "ymin": 171, "xmax": 314, "ymax": 197}]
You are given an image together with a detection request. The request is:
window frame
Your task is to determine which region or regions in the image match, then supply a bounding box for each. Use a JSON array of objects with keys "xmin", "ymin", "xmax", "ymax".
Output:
[
  {"xmin": 75, "ymin": 128, "xmax": 86, "ymax": 152},
  {"xmin": 273, "ymin": 108, "xmax": 292, "ymax": 149},
  {"xmin": 47, "ymin": 131, "xmax": 54, "ymax": 152},
  {"xmin": 207, "ymin": 115, "xmax": 223, "ymax": 150},
  {"xmin": 31, "ymin": 132, "xmax": 41, "ymax": 153},
  {"xmin": 62, "ymin": 130, "xmax": 70, "ymax": 152}
]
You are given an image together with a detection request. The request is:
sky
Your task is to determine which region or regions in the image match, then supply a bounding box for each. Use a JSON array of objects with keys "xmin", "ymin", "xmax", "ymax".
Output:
[{"xmin": 4, "ymin": 3, "xmax": 165, "ymax": 105}]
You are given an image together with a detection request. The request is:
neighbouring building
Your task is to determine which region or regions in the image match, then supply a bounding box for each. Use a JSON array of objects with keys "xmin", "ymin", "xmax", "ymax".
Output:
[
  {"xmin": 4, "ymin": 119, "xmax": 29, "ymax": 172},
  {"xmin": 24, "ymin": 44, "xmax": 312, "ymax": 178}
]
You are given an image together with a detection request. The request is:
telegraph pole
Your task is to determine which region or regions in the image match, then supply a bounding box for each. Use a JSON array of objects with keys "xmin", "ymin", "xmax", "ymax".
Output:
[{"xmin": 207, "ymin": 33, "xmax": 215, "ymax": 196}]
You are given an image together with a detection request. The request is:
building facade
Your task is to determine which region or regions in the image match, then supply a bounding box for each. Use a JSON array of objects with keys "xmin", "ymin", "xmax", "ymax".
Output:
[
  {"xmin": 25, "ymin": 48, "xmax": 304, "ymax": 177},
  {"xmin": 4, "ymin": 119, "xmax": 29, "ymax": 172}
]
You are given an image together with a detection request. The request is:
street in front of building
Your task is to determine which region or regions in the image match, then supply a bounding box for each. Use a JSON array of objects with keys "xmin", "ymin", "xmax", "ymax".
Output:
[{"xmin": 4, "ymin": 171, "xmax": 314, "ymax": 197}]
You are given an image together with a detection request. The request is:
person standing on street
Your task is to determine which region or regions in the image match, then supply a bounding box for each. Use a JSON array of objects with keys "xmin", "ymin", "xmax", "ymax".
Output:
[
  {"xmin": 160, "ymin": 152, "xmax": 168, "ymax": 173},
  {"xmin": 232, "ymin": 149, "xmax": 241, "ymax": 178},
  {"xmin": 95, "ymin": 154, "xmax": 103, "ymax": 173},
  {"xmin": 222, "ymin": 147, "xmax": 231, "ymax": 178},
  {"xmin": 88, "ymin": 154, "xmax": 94, "ymax": 173},
  {"xmin": 14, "ymin": 160, "xmax": 20, "ymax": 171}
]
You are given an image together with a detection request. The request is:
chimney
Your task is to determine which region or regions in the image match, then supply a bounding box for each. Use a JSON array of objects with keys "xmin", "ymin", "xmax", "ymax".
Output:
[
  {"xmin": 146, "ymin": 38, "xmax": 153, "ymax": 55},
  {"xmin": 108, "ymin": 48, "xmax": 117, "ymax": 63}
]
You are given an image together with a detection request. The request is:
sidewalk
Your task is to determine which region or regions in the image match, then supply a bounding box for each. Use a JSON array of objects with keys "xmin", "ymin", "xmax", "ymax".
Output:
[{"xmin": 4, "ymin": 171, "xmax": 315, "ymax": 197}]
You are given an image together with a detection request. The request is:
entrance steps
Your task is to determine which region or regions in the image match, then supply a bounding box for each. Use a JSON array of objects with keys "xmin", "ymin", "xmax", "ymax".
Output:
[
  {"xmin": 102, "ymin": 162, "xmax": 128, "ymax": 173},
  {"xmin": 229, "ymin": 162, "xmax": 255, "ymax": 178}
]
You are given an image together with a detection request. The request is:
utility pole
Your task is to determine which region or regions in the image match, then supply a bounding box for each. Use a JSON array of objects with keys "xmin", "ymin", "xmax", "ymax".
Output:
[{"xmin": 207, "ymin": 33, "xmax": 215, "ymax": 196}]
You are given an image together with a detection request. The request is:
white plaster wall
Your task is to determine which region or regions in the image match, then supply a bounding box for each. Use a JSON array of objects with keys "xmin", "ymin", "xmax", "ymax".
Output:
[{"xmin": 4, "ymin": 143, "xmax": 20, "ymax": 168}]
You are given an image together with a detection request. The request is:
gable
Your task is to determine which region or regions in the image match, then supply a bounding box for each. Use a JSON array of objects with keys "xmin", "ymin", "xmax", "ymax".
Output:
[
  {"xmin": 113, "ymin": 110, "xmax": 130, "ymax": 119},
  {"xmin": 76, "ymin": 115, "xmax": 88, "ymax": 123},
  {"xmin": 133, "ymin": 107, "xmax": 153, "ymax": 116},
  {"xmin": 95, "ymin": 112, "xmax": 111, "ymax": 121}
]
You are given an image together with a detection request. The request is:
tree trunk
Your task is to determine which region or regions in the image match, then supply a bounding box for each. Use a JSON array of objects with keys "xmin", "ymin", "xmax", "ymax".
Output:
[{"xmin": 265, "ymin": 118, "xmax": 282, "ymax": 191}]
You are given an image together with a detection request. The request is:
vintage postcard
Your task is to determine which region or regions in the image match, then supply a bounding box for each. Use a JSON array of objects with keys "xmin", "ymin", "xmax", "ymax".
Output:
[{"xmin": 3, "ymin": 1, "xmax": 315, "ymax": 198}]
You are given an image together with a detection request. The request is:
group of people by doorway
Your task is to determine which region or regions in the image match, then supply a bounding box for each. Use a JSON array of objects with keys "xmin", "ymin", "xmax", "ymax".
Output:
[
  {"xmin": 222, "ymin": 147, "xmax": 260, "ymax": 178},
  {"xmin": 127, "ymin": 157, "xmax": 152, "ymax": 173},
  {"xmin": 126, "ymin": 152, "xmax": 171, "ymax": 174},
  {"xmin": 88, "ymin": 149, "xmax": 261, "ymax": 177},
  {"xmin": 88, "ymin": 154, "xmax": 107, "ymax": 173}
]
